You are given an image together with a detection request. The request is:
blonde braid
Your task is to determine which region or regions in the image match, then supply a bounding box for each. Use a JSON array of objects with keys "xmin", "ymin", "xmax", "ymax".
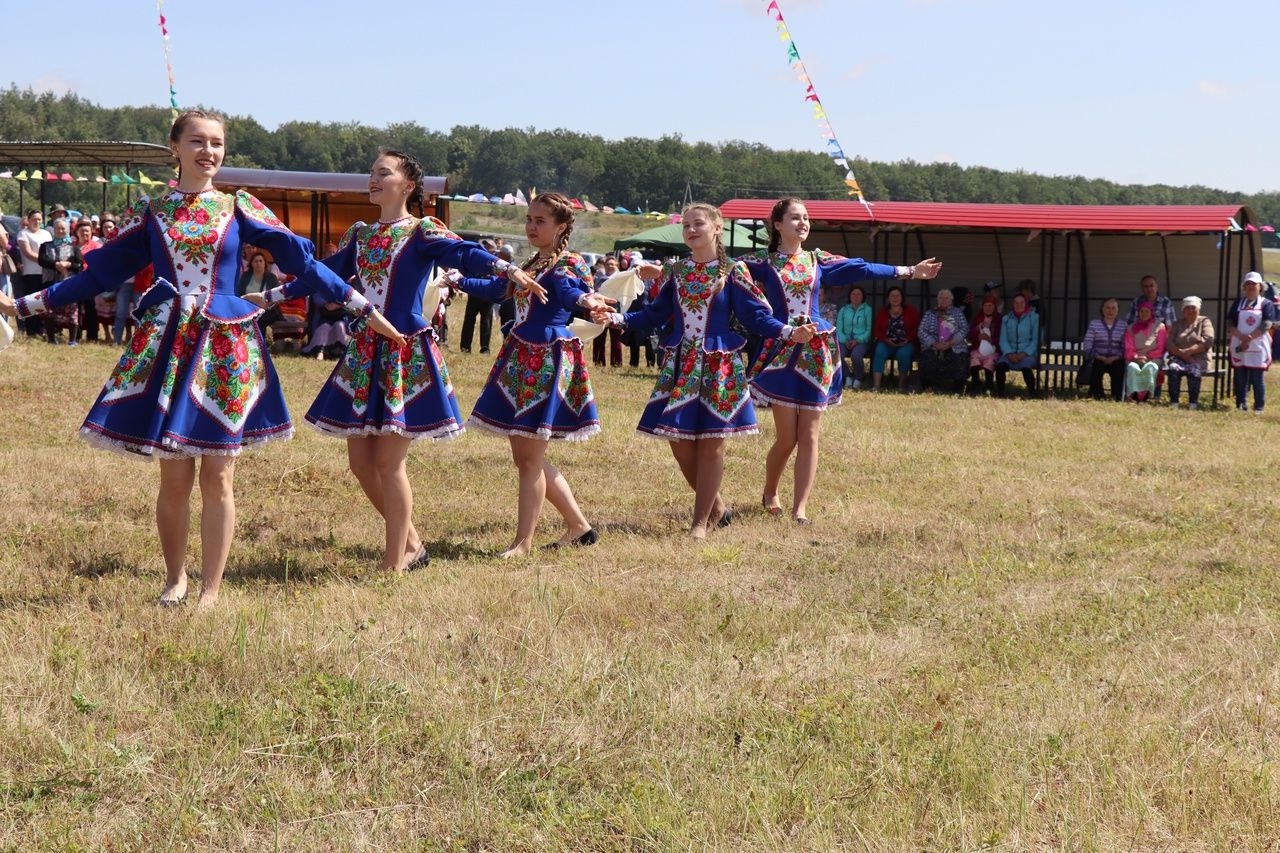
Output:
[{"xmin": 713, "ymin": 232, "xmax": 731, "ymax": 296}]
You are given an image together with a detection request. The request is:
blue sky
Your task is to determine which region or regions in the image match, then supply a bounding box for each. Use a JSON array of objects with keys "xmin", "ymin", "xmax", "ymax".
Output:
[{"xmin": 9, "ymin": 0, "xmax": 1275, "ymax": 193}]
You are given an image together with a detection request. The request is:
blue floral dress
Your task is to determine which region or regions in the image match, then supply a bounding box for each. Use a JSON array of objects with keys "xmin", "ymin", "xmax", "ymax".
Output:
[
  {"xmin": 14, "ymin": 189, "xmax": 365, "ymax": 458},
  {"xmin": 619, "ymin": 259, "xmax": 788, "ymax": 440},
  {"xmin": 453, "ymin": 253, "xmax": 600, "ymax": 441},
  {"xmin": 265, "ymin": 216, "xmax": 508, "ymax": 441},
  {"xmin": 742, "ymin": 249, "xmax": 905, "ymax": 410}
]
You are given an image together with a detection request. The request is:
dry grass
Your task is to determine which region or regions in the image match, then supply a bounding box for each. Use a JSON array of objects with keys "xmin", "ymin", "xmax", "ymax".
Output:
[{"xmin": 2, "ymin": 312, "xmax": 1280, "ymax": 851}]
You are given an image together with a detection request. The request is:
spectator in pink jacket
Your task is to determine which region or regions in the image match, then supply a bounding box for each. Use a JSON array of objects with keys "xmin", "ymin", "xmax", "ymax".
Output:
[{"xmin": 1123, "ymin": 300, "xmax": 1167, "ymax": 402}]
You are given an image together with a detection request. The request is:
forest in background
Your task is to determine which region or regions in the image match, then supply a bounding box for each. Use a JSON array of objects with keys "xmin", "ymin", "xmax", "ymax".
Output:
[{"xmin": 2, "ymin": 87, "xmax": 1277, "ymax": 229}]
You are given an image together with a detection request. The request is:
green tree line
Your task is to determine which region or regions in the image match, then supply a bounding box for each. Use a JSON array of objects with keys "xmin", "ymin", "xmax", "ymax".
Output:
[{"xmin": 2, "ymin": 86, "xmax": 1278, "ymax": 227}]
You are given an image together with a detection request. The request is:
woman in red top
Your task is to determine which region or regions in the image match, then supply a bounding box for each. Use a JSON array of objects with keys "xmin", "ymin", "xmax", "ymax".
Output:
[{"xmin": 871, "ymin": 284, "xmax": 920, "ymax": 390}]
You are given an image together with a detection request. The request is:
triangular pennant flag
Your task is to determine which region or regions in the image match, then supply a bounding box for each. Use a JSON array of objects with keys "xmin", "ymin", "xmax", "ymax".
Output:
[
  {"xmin": 60, "ymin": 172, "xmax": 73, "ymax": 181},
  {"xmin": 766, "ymin": 0, "xmax": 782, "ymax": 18},
  {"xmin": 45, "ymin": 172, "xmax": 59, "ymax": 181},
  {"xmin": 75, "ymin": 176, "xmax": 88, "ymax": 182},
  {"xmin": 109, "ymin": 173, "xmax": 122, "ymax": 184},
  {"xmin": 95, "ymin": 175, "xmax": 108, "ymax": 183},
  {"xmin": 15, "ymin": 170, "xmax": 27, "ymax": 181},
  {"xmin": 787, "ymin": 43, "xmax": 800, "ymax": 61},
  {"xmin": 30, "ymin": 170, "xmax": 43, "ymax": 180},
  {"xmin": 137, "ymin": 171, "xmax": 155, "ymax": 185},
  {"xmin": 1229, "ymin": 217, "xmax": 1242, "ymax": 231},
  {"xmin": 0, "ymin": 170, "xmax": 11, "ymax": 179}
]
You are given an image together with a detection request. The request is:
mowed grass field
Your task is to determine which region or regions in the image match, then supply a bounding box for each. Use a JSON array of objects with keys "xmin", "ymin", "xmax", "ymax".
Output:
[{"xmin": 2, "ymin": 308, "xmax": 1280, "ymax": 851}]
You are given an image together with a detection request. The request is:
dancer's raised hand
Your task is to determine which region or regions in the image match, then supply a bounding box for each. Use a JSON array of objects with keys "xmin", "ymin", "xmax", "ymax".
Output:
[{"xmin": 508, "ymin": 268, "xmax": 547, "ymax": 303}]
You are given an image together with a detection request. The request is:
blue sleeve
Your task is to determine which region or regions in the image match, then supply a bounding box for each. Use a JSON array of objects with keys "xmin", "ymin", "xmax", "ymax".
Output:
[
  {"xmin": 553, "ymin": 254, "xmax": 593, "ymax": 313},
  {"xmin": 728, "ymin": 263, "xmax": 787, "ymax": 339},
  {"xmin": 816, "ymin": 249, "xmax": 899, "ymax": 287},
  {"xmin": 452, "ymin": 275, "xmax": 509, "ymax": 303},
  {"xmin": 319, "ymin": 222, "xmax": 360, "ymax": 282},
  {"xmin": 1027, "ymin": 315, "xmax": 1041, "ymax": 351},
  {"xmin": 412, "ymin": 216, "xmax": 506, "ymax": 279},
  {"xmin": 235, "ymin": 192, "xmax": 357, "ymax": 306},
  {"xmin": 16, "ymin": 213, "xmax": 151, "ymax": 316},
  {"xmin": 621, "ymin": 277, "xmax": 676, "ymax": 334}
]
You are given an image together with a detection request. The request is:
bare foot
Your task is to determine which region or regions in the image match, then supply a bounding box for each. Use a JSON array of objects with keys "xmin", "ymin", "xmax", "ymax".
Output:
[
  {"xmin": 195, "ymin": 589, "xmax": 219, "ymax": 610},
  {"xmin": 690, "ymin": 523, "xmax": 708, "ymax": 540},
  {"xmin": 554, "ymin": 523, "xmax": 593, "ymax": 546},
  {"xmin": 761, "ymin": 494, "xmax": 783, "ymax": 516},
  {"xmin": 156, "ymin": 575, "xmax": 188, "ymax": 607},
  {"xmin": 500, "ymin": 540, "xmax": 532, "ymax": 559}
]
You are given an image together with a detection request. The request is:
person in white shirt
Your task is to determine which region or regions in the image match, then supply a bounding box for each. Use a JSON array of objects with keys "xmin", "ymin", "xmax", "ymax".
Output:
[{"xmin": 15, "ymin": 210, "xmax": 52, "ymax": 336}]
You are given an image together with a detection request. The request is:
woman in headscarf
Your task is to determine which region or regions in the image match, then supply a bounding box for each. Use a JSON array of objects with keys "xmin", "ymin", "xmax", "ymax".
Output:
[{"xmin": 1123, "ymin": 300, "xmax": 1167, "ymax": 402}]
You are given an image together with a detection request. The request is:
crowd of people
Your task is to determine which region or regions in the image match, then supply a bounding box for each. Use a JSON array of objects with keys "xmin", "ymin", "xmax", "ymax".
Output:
[{"xmin": 817, "ymin": 271, "xmax": 1277, "ymax": 412}]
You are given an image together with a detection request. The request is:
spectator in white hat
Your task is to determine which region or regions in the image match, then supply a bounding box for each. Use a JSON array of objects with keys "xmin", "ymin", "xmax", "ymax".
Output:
[
  {"xmin": 1165, "ymin": 295, "xmax": 1214, "ymax": 408},
  {"xmin": 1228, "ymin": 272, "xmax": 1276, "ymax": 413}
]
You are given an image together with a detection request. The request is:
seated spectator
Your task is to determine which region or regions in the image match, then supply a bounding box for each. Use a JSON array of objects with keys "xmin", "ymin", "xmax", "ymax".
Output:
[
  {"xmin": 871, "ymin": 284, "xmax": 919, "ymax": 391},
  {"xmin": 303, "ymin": 298, "xmax": 351, "ymax": 360},
  {"xmin": 917, "ymin": 288, "xmax": 969, "ymax": 393},
  {"xmin": 967, "ymin": 294, "xmax": 1001, "ymax": 394},
  {"xmin": 1126, "ymin": 274, "xmax": 1177, "ymax": 399},
  {"xmin": 996, "ymin": 292, "xmax": 1039, "ymax": 397},
  {"xmin": 1081, "ymin": 298, "xmax": 1126, "ymax": 401},
  {"xmin": 1123, "ymin": 300, "xmax": 1167, "ymax": 402},
  {"xmin": 837, "ymin": 285, "xmax": 872, "ymax": 389},
  {"xmin": 1165, "ymin": 296, "xmax": 1214, "ymax": 409},
  {"xmin": 237, "ymin": 251, "xmax": 279, "ymax": 296}
]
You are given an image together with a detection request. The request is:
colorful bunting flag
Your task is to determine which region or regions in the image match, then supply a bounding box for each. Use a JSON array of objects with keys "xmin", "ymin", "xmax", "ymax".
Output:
[
  {"xmin": 157, "ymin": 0, "xmax": 179, "ymax": 119},
  {"xmin": 765, "ymin": 1, "xmax": 873, "ymax": 216}
]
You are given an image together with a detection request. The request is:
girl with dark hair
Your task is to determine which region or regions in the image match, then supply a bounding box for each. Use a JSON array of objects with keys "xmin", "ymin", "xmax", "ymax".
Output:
[
  {"xmin": 597, "ymin": 203, "xmax": 816, "ymax": 539},
  {"xmin": 0, "ymin": 110, "xmax": 402, "ymax": 608},
  {"xmin": 744, "ymin": 197, "xmax": 940, "ymax": 522},
  {"xmin": 450, "ymin": 192, "xmax": 616, "ymax": 557},
  {"xmin": 248, "ymin": 150, "xmax": 544, "ymax": 571}
]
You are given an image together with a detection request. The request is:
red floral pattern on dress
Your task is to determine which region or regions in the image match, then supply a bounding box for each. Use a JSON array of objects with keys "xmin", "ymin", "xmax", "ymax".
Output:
[
  {"xmin": 197, "ymin": 320, "xmax": 264, "ymax": 427},
  {"xmin": 235, "ymin": 191, "xmax": 285, "ymax": 229},
  {"xmin": 498, "ymin": 338, "xmax": 557, "ymax": 416},
  {"xmin": 336, "ymin": 321, "xmax": 379, "ymax": 414},
  {"xmin": 380, "ymin": 334, "xmax": 435, "ymax": 414},
  {"xmin": 154, "ymin": 192, "xmax": 234, "ymax": 267},
  {"xmin": 555, "ymin": 338, "xmax": 593, "ymax": 414},
  {"xmin": 356, "ymin": 220, "xmax": 416, "ymax": 297}
]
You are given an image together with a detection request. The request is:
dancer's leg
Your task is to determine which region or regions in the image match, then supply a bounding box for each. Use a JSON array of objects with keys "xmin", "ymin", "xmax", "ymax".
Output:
[
  {"xmin": 195, "ymin": 455, "xmax": 236, "ymax": 608},
  {"xmin": 372, "ymin": 434, "xmax": 415, "ymax": 571},
  {"xmin": 762, "ymin": 405, "xmax": 798, "ymax": 513},
  {"xmin": 156, "ymin": 457, "xmax": 196, "ymax": 602},
  {"xmin": 348, "ymin": 436, "xmax": 421, "ymax": 559},
  {"xmin": 542, "ymin": 460, "xmax": 592, "ymax": 545},
  {"xmin": 503, "ymin": 435, "xmax": 548, "ymax": 557},
  {"xmin": 792, "ymin": 409, "xmax": 822, "ymax": 520},
  {"xmin": 691, "ymin": 438, "xmax": 727, "ymax": 539}
]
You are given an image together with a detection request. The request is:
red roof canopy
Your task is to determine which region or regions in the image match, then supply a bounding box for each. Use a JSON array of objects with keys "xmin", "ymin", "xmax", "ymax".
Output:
[{"xmin": 720, "ymin": 200, "xmax": 1253, "ymax": 234}]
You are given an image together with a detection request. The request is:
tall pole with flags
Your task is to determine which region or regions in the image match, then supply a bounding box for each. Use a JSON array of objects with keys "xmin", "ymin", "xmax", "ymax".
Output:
[{"xmin": 765, "ymin": 1, "xmax": 874, "ymax": 217}]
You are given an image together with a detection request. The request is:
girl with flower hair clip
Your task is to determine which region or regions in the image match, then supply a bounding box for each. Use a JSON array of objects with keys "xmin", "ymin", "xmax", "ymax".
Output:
[
  {"xmin": 0, "ymin": 110, "xmax": 402, "ymax": 607},
  {"xmin": 448, "ymin": 192, "xmax": 616, "ymax": 557},
  {"xmin": 742, "ymin": 198, "xmax": 941, "ymax": 524},
  {"xmin": 595, "ymin": 203, "xmax": 818, "ymax": 539},
  {"xmin": 245, "ymin": 150, "xmax": 544, "ymax": 571}
]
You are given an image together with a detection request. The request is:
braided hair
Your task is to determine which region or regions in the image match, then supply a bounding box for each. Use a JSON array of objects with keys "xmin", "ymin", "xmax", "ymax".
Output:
[
  {"xmin": 378, "ymin": 148, "xmax": 427, "ymax": 216},
  {"xmin": 766, "ymin": 196, "xmax": 802, "ymax": 254},
  {"xmin": 683, "ymin": 202, "xmax": 732, "ymax": 295},
  {"xmin": 512, "ymin": 192, "xmax": 575, "ymax": 298}
]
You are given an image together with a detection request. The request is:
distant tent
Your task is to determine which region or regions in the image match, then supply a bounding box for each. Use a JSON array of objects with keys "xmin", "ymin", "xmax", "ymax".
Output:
[
  {"xmin": 668, "ymin": 214, "xmax": 683, "ymax": 224},
  {"xmin": 569, "ymin": 198, "xmax": 585, "ymax": 210},
  {"xmin": 501, "ymin": 193, "xmax": 516, "ymax": 205},
  {"xmin": 583, "ymin": 200, "xmax": 600, "ymax": 212},
  {"xmin": 614, "ymin": 206, "xmax": 632, "ymax": 214},
  {"xmin": 614, "ymin": 222, "xmax": 767, "ymax": 257},
  {"xmin": 515, "ymin": 189, "xmax": 529, "ymax": 206},
  {"xmin": 602, "ymin": 206, "xmax": 614, "ymax": 214}
]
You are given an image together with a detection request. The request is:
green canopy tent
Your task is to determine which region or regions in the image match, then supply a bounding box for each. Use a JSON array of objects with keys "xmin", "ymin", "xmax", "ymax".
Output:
[{"xmin": 614, "ymin": 222, "xmax": 767, "ymax": 258}]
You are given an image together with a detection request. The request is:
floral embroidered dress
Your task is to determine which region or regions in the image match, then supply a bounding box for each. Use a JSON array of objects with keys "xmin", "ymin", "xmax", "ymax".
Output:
[
  {"xmin": 453, "ymin": 252, "xmax": 600, "ymax": 441},
  {"xmin": 617, "ymin": 259, "xmax": 790, "ymax": 440},
  {"xmin": 14, "ymin": 189, "xmax": 367, "ymax": 458},
  {"xmin": 265, "ymin": 216, "xmax": 509, "ymax": 441},
  {"xmin": 743, "ymin": 249, "xmax": 906, "ymax": 410}
]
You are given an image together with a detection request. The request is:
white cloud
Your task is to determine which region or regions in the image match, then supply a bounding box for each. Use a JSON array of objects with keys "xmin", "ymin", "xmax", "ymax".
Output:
[
  {"xmin": 26, "ymin": 74, "xmax": 75, "ymax": 96},
  {"xmin": 1197, "ymin": 79, "xmax": 1239, "ymax": 99}
]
